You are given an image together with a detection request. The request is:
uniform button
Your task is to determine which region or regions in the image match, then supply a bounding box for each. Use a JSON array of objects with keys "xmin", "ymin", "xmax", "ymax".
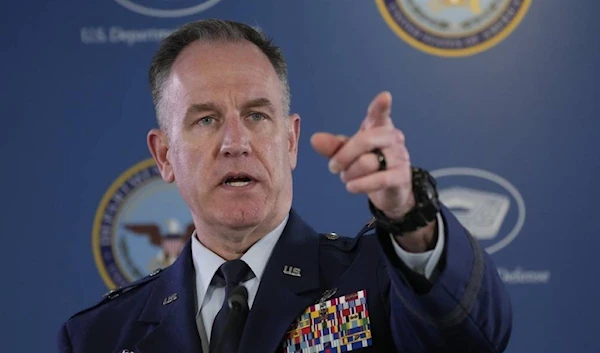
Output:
[{"xmin": 325, "ymin": 233, "xmax": 339, "ymax": 240}]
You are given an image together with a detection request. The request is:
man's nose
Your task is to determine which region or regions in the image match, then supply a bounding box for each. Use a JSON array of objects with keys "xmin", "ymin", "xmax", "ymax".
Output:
[{"xmin": 219, "ymin": 118, "xmax": 251, "ymax": 157}]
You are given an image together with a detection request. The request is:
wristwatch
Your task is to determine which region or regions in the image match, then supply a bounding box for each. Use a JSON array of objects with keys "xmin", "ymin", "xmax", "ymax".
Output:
[{"xmin": 368, "ymin": 167, "xmax": 440, "ymax": 235}]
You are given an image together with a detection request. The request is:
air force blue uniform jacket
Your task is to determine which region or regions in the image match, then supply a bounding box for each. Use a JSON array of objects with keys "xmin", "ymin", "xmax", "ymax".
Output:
[{"xmin": 58, "ymin": 206, "xmax": 512, "ymax": 352}]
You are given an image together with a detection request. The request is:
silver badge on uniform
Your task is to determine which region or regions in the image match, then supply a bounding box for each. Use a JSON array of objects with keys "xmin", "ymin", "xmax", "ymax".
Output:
[
  {"xmin": 283, "ymin": 265, "xmax": 302, "ymax": 277},
  {"xmin": 162, "ymin": 293, "xmax": 178, "ymax": 305}
]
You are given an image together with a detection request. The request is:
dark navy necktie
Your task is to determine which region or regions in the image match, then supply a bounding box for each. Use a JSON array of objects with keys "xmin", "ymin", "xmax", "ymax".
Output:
[{"xmin": 209, "ymin": 259, "xmax": 252, "ymax": 353}]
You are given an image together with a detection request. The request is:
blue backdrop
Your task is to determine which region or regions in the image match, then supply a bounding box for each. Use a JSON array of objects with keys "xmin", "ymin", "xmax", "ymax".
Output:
[{"xmin": 3, "ymin": 0, "xmax": 599, "ymax": 351}]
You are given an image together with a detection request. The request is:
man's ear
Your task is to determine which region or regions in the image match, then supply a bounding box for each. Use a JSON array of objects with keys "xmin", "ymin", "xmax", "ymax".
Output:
[
  {"xmin": 147, "ymin": 128, "xmax": 174, "ymax": 183},
  {"xmin": 287, "ymin": 113, "xmax": 301, "ymax": 170}
]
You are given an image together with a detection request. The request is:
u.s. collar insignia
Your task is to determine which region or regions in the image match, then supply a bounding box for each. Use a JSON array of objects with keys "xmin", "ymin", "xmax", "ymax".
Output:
[
  {"xmin": 162, "ymin": 293, "xmax": 178, "ymax": 305},
  {"xmin": 283, "ymin": 265, "xmax": 302, "ymax": 277}
]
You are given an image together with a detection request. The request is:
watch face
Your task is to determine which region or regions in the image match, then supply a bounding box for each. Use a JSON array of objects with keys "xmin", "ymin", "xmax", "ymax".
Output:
[
  {"xmin": 414, "ymin": 170, "xmax": 439, "ymax": 209},
  {"xmin": 417, "ymin": 184, "xmax": 432, "ymax": 204},
  {"xmin": 426, "ymin": 187, "xmax": 434, "ymax": 200}
]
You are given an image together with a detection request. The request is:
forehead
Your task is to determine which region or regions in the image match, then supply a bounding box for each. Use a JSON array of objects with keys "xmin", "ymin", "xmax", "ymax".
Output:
[{"xmin": 165, "ymin": 40, "xmax": 282, "ymax": 111}]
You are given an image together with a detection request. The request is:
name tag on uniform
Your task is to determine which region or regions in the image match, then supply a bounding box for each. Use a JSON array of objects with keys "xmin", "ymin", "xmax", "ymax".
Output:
[{"xmin": 282, "ymin": 290, "xmax": 373, "ymax": 353}]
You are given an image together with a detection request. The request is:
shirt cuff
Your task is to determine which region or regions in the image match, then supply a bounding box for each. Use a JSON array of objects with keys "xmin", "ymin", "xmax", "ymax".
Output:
[{"xmin": 388, "ymin": 213, "xmax": 445, "ymax": 279}]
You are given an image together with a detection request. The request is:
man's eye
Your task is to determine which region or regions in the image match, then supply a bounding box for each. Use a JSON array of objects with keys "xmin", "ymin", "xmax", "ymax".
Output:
[
  {"xmin": 248, "ymin": 113, "xmax": 266, "ymax": 122},
  {"xmin": 197, "ymin": 117, "xmax": 215, "ymax": 126}
]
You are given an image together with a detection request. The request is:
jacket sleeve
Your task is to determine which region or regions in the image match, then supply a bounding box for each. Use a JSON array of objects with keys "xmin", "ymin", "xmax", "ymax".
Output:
[{"xmin": 377, "ymin": 204, "xmax": 513, "ymax": 352}]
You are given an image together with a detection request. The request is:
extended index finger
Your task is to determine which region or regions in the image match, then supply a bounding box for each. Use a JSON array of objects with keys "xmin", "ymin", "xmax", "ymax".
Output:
[
  {"xmin": 310, "ymin": 132, "xmax": 349, "ymax": 158},
  {"xmin": 361, "ymin": 91, "xmax": 393, "ymax": 131}
]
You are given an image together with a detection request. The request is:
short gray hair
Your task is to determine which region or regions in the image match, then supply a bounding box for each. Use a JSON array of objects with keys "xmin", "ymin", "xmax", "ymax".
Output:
[{"xmin": 149, "ymin": 19, "xmax": 291, "ymax": 130}]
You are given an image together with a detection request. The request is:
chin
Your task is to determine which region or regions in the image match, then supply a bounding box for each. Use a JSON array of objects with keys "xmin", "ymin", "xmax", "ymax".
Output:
[{"xmin": 213, "ymin": 203, "xmax": 267, "ymax": 230}]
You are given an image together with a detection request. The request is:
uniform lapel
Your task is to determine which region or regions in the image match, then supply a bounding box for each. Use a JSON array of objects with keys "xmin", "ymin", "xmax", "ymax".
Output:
[
  {"xmin": 238, "ymin": 209, "xmax": 323, "ymax": 353},
  {"xmin": 135, "ymin": 241, "xmax": 203, "ymax": 353}
]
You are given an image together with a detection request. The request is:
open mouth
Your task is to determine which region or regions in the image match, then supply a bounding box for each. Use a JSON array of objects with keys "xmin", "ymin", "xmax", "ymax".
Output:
[{"xmin": 222, "ymin": 174, "xmax": 254, "ymax": 187}]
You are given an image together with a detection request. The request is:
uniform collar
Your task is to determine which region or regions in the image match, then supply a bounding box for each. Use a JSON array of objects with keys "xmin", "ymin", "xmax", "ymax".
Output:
[
  {"xmin": 191, "ymin": 214, "xmax": 289, "ymax": 314},
  {"xmin": 135, "ymin": 209, "xmax": 321, "ymax": 353}
]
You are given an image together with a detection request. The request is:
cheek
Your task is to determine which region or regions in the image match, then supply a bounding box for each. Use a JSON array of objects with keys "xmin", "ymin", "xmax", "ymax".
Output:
[
  {"xmin": 265, "ymin": 136, "xmax": 293, "ymax": 178},
  {"xmin": 171, "ymin": 145, "xmax": 206, "ymax": 181},
  {"xmin": 171, "ymin": 148, "xmax": 188, "ymax": 172},
  {"xmin": 265, "ymin": 134, "xmax": 288, "ymax": 160}
]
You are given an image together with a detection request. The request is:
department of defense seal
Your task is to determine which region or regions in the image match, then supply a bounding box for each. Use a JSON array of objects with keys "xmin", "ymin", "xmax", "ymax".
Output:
[
  {"xmin": 92, "ymin": 159, "xmax": 193, "ymax": 289},
  {"xmin": 376, "ymin": 0, "xmax": 531, "ymax": 57}
]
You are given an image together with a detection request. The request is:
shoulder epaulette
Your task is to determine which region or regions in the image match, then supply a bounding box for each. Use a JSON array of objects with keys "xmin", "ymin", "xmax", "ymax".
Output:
[
  {"xmin": 67, "ymin": 268, "xmax": 164, "ymax": 320},
  {"xmin": 358, "ymin": 217, "xmax": 377, "ymax": 236},
  {"xmin": 320, "ymin": 218, "xmax": 375, "ymax": 251},
  {"xmin": 102, "ymin": 268, "xmax": 164, "ymax": 301},
  {"xmin": 319, "ymin": 217, "xmax": 377, "ymax": 252},
  {"xmin": 320, "ymin": 232, "xmax": 358, "ymax": 252}
]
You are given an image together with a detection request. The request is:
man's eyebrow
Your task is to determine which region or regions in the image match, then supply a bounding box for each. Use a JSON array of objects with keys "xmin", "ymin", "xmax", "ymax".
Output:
[
  {"xmin": 186, "ymin": 102, "xmax": 219, "ymax": 115},
  {"xmin": 184, "ymin": 98, "xmax": 276, "ymax": 118},
  {"xmin": 242, "ymin": 98, "xmax": 276, "ymax": 113}
]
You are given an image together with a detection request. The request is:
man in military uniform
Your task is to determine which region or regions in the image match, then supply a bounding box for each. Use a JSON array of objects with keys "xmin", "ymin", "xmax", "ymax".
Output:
[{"xmin": 58, "ymin": 19, "xmax": 511, "ymax": 353}]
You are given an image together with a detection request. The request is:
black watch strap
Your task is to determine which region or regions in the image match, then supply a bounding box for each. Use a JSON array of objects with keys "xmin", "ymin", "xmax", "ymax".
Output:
[{"xmin": 369, "ymin": 167, "xmax": 440, "ymax": 235}]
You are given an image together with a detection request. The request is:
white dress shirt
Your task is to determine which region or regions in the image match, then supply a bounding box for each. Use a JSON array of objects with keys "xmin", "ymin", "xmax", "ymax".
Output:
[
  {"xmin": 388, "ymin": 213, "xmax": 445, "ymax": 279},
  {"xmin": 192, "ymin": 215, "xmax": 288, "ymax": 352},
  {"xmin": 191, "ymin": 212, "xmax": 445, "ymax": 351}
]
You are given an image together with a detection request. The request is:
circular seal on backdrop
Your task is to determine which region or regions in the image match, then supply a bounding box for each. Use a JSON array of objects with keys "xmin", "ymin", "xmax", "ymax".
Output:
[
  {"xmin": 92, "ymin": 159, "xmax": 193, "ymax": 289},
  {"xmin": 376, "ymin": 0, "xmax": 531, "ymax": 57},
  {"xmin": 430, "ymin": 167, "xmax": 526, "ymax": 254},
  {"xmin": 114, "ymin": 0, "xmax": 222, "ymax": 18}
]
